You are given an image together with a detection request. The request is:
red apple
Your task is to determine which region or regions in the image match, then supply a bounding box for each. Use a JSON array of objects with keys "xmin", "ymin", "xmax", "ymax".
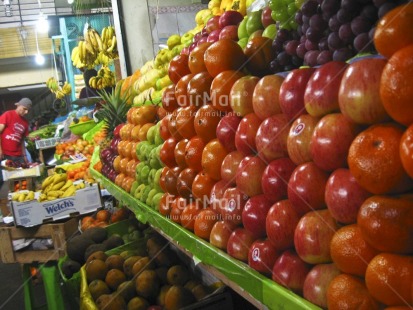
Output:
[
  {"xmin": 227, "ymin": 227, "xmax": 257, "ymax": 262},
  {"xmin": 252, "ymin": 74, "xmax": 284, "ymax": 121},
  {"xmin": 221, "ymin": 151, "xmax": 244, "ymax": 186},
  {"xmin": 248, "ymin": 239, "xmax": 279, "ymax": 276},
  {"xmin": 180, "ymin": 46, "xmax": 190, "ymax": 56},
  {"xmin": 325, "ymin": 168, "xmax": 372, "ymax": 224},
  {"xmin": 219, "ymin": 25, "xmax": 239, "ymax": 41},
  {"xmin": 160, "ymin": 138, "xmax": 178, "ymax": 168},
  {"xmin": 207, "ymin": 29, "xmax": 221, "ymax": 43},
  {"xmin": 168, "ymin": 54, "xmax": 191, "ymax": 85},
  {"xmin": 304, "ymin": 61, "xmax": 348, "ymax": 117},
  {"xmin": 221, "ymin": 187, "xmax": 249, "ymax": 226},
  {"xmin": 210, "ymin": 220, "xmax": 237, "ymax": 251},
  {"xmin": 196, "ymin": 36, "xmax": 208, "ymax": 46},
  {"xmin": 219, "ymin": 10, "xmax": 244, "ymax": 28},
  {"xmin": 261, "ymin": 6, "xmax": 276, "ymax": 28},
  {"xmin": 266, "ymin": 199, "xmax": 301, "ymax": 252},
  {"xmin": 339, "ymin": 57, "xmax": 391, "ymax": 125},
  {"xmin": 261, "ymin": 158, "xmax": 296, "ymax": 203},
  {"xmin": 279, "ymin": 67, "xmax": 315, "ymax": 121},
  {"xmin": 236, "ymin": 156, "xmax": 267, "ymax": 197},
  {"xmin": 230, "ymin": 76, "xmax": 260, "ymax": 117},
  {"xmin": 255, "ymin": 114, "xmax": 290, "ymax": 163},
  {"xmin": 310, "ymin": 113, "xmax": 362, "ymax": 172},
  {"xmin": 287, "ymin": 162, "xmax": 330, "ymax": 217},
  {"xmin": 303, "ymin": 263, "xmax": 341, "ymax": 309},
  {"xmin": 216, "ymin": 113, "xmax": 242, "ymax": 153},
  {"xmin": 205, "ymin": 15, "xmax": 221, "ymax": 34},
  {"xmin": 210, "ymin": 179, "xmax": 232, "ymax": 214},
  {"xmin": 272, "ymin": 249, "xmax": 312, "ymax": 295},
  {"xmin": 287, "ymin": 114, "xmax": 320, "ymax": 165},
  {"xmin": 235, "ymin": 113, "xmax": 262, "ymax": 156},
  {"xmin": 294, "ymin": 209, "xmax": 340, "ymax": 264},
  {"xmin": 242, "ymin": 194, "xmax": 273, "ymax": 238}
]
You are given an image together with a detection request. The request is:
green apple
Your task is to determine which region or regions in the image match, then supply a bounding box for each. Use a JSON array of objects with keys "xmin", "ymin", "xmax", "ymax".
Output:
[
  {"xmin": 262, "ymin": 24, "xmax": 277, "ymax": 40},
  {"xmin": 148, "ymin": 168, "xmax": 158, "ymax": 185},
  {"xmin": 238, "ymin": 16, "xmax": 249, "ymax": 39},
  {"xmin": 146, "ymin": 188, "xmax": 158, "ymax": 207},
  {"xmin": 130, "ymin": 181, "xmax": 139, "ymax": 195},
  {"xmin": 151, "ymin": 192, "xmax": 164, "ymax": 211},
  {"xmin": 246, "ymin": 10, "xmax": 264, "ymax": 36},
  {"xmin": 167, "ymin": 34, "xmax": 181, "ymax": 50},
  {"xmin": 139, "ymin": 165, "xmax": 150, "ymax": 184},
  {"xmin": 141, "ymin": 186, "xmax": 152, "ymax": 203},
  {"xmin": 146, "ymin": 126, "xmax": 156, "ymax": 144},
  {"xmin": 181, "ymin": 32, "xmax": 194, "ymax": 45},
  {"xmin": 153, "ymin": 168, "xmax": 163, "ymax": 192},
  {"xmin": 154, "ymin": 125, "xmax": 163, "ymax": 146},
  {"xmin": 238, "ymin": 37, "xmax": 249, "ymax": 49},
  {"xmin": 134, "ymin": 184, "xmax": 146, "ymax": 200},
  {"xmin": 135, "ymin": 162, "xmax": 145, "ymax": 179},
  {"xmin": 171, "ymin": 43, "xmax": 185, "ymax": 56}
]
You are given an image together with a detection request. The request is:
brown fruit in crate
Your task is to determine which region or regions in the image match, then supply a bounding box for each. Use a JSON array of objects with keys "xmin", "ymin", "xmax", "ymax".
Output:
[
  {"xmin": 85, "ymin": 259, "xmax": 108, "ymax": 283},
  {"xmin": 132, "ymin": 256, "xmax": 156, "ymax": 276},
  {"xmin": 167, "ymin": 265, "xmax": 190, "ymax": 286},
  {"xmin": 157, "ymin": 284, "xmax": 172, "ymax": 306},
  {"xmin": 123, "ymin": 256, "xmax": 143, "ymax": 279},
  {"xmin": 84, "ymin": 244, "xmax": 108, "ymax": 263},
  {"xmin": 95, "ymin": 293, "xmax": 126, "ymax": 310},
  {"xmin": 184, "ymin": 279, "xmax": 201, "ymax": 291},
  {"xmin": 127, "ymin": 296, "xmax": 150, "ymax": 310},
  {"xmin": 105, "ymin": 254, "xmax": 125, "ymax": 271},
  {"xmin": 103, "ymin": 234, "xmax": 125, "ymax": 250},
  {"xmin": 135, "ymin": 270, "xmax": 161, "ymax": 300},
  {"xmin": 164, "ymin": 285, "xmax": 196, "ymax": 310},
  {"xmin": 86, "ymin": 250, "xmax": 108, "ymax": 265},
  {"xmin": 146, "ymin": 236, "xmax": 179, "ymax": 267},
  {"xmin": 89, "ymin": 279, "xmax": 110, "ymax": 301},
  {"xmin": 191, "ymin": 284, "xmax": 210, "ymax": 301},
  {"xmin": 82, "ymin": 227, "xmax": 108, "ymax": 243},
  {"xmin": 117, "ymin": 280, "xmax": 136, "ymax": 302},
  {"xmin": 105, "ymin": 269, "xmax": 127, "ymax": 291},
  {"xmin": 66, "ymin": 235, "xmax": 95, "ymax": 264}
]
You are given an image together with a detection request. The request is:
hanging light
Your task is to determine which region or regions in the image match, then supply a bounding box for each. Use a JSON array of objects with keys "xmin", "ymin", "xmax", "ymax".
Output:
[
  {"xmin": 36, "ymin": 0, "xmax": 49, "ymax": 33},
  {"xmin": 34, "ymin": 29, "xmax": 45, "ymax": 65}
]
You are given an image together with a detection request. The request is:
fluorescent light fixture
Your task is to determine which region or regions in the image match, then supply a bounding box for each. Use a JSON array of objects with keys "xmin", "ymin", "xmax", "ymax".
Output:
[
  {"xmin": 7, "ymin": 84, "xmax": 46, "ymax": 91},
  {"xmin": 37, "ymin": 12, "xmax": 49, "ymax": 33}
]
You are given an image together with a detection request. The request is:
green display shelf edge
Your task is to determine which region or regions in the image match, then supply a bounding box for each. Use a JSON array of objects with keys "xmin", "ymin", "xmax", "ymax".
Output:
[{"xmin": 90, "ymin": 167, "xmax": 321, "ymax": 310}]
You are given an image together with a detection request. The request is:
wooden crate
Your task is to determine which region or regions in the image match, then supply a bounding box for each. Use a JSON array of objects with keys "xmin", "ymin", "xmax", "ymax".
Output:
[{"xmin": 0, "ymin": 218, "xmax": 78, "ymax": 264}]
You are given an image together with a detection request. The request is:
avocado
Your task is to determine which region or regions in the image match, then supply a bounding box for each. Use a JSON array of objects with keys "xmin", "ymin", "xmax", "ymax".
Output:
[
  {"xmin": 82, "ymin": 227, "xmax": 108, "ymax": 243},
  {"xmin": 66, "ymin": 235, "xmax": 95, "ymax": 264},
  {"xmin": 103, "ymin": 234, "xmax": 125, "ymax": 250}
]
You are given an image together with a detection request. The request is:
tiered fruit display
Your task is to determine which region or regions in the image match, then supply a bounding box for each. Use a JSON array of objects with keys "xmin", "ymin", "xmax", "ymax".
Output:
[
  {"xmin": 92, "ymin": 1, "xmax": 413, "ymax": 309},
  {"xmin": 146, "ymin": 2, "xmax": 412, "ymax": 309}
]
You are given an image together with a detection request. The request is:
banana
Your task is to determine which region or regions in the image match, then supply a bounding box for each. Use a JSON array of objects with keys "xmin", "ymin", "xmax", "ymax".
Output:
[
  {"xmin": 51, "ymin": 181, "xmax": 65, "ymax": 191},
  {"xmin": 47, "ymin": 190, "xmax": 64, "ymax": 198},
  {"xmin": 60, "ymin": 180, "xmax": 73, "ymax": 192},
  {"xmin": 87, "ymin": 29, "xmax": 98, "ymax": 51},
  {"xmin": 71, "ymin": 46, "xmax": 79, "ymax": 62},
  {"xmin": 94, "ymin": 31, "xmax": 104, "ymax": 52},
  {"xmin": 25, "ymin": 191, "xmax": 35, "ymax": 201},
  {"xmin": 62, "ymin": 82, "xmax": 72, "ymax": 95},
  {"xmin": 107, "ymin": 36, "xmax": 117, "ymax": 53},
  {"xmin": 18, "ymin": 193, "xmax": 26, "ymax": 202},
  {"xmin": 78, "ymin": 41, "xmax": 85, "ymax": 63},
  {"xmin": 84, "ymin": 41, "xmax": 96, "ymax": 57},
  {"xmin": 38, "ymin": 193, "xmax": 47, "ymax": 202},
  {"xmin": 42, "ymin": 175, "xmax": 56, "ymax": 189},
  {"xmin": 62, "ymin": 186, "xmax": 76, "ymax": 197},
  {"xmin": 54, "ymin": 173, "xmax": 67, "ymax": 184},
  {"xmin": 47, "ymin": 195, "xmax": 58, "ymax": 201}
]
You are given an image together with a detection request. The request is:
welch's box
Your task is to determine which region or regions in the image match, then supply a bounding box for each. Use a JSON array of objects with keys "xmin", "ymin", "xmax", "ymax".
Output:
[{"xmin": 11, "ymin": 184, "xmax": 102, "ymax": 227}]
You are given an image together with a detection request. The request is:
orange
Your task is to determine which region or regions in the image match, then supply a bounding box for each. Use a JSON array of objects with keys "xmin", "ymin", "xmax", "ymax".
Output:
[
  {"xmin": 187, "ymin": 71, "xmax": 214, "ymax": 107},
  {"xmin": 201, "ymin": 139, "xmax": 228, "ymax": 181},
  {"xmin": 380, "ymin": 44, "xmax": 413, "ymax": 126},
  {"xmin": 348, "ymin": 123, "xmax": 413, "ymax": 195},
  {"xmin": 374, "ymin": 2, "xmax": 413, "ymax": 59},
  {"xmin": 175, "ymin": 73, "xmax": 195, "ymax": 108},
  {"xmin": 175, "ymin": 105, "xmax": 197, "ymax": 139},
  {"xmin": 130, "ymin": 125, "xmax": 141, "ymax": 142},
  {"xmin": 193, "ymin": 208, "xmax": 220, "ymax": 241},
  {"xmin": 357, "ymin": 194, "xmax": 413, "ymax": 254},
  {"xmin": 96, "ymin": 210, "xmax": 111, "ymax": 223},
  {"xmin": 119, "ymin": 157, "xmax": 129, "ymax": 175},
  {"xmin": 400, "ymin": 124, "xmax": 413, "ymax": 178},
  {"xmin": 185, "ymin": 136, "xmax": 205, "ymax": 172},
  {"xmin": 180, "ymin": 201, "xmax": 203, "ymax": 231},
  {"xmin": 191, "ymin": 171, "xmax": 216, "ymax": 202},
  {"xmin": 327, "ymin": 274, "xmax": 380, "ymax": 310},
  {"xmin": 210, "ymin": 70, "xmax": 246, "ymax": 113},
  {"xmin": 188, "ymin": 42, "xmax": 213, "ymax": 74},
  {"xmin": 330, "ymin": 224, "xmax": 379, "ymax": 277},
  {"xmin": 194, "ymin": 104, "xmax": 222, "ymax": 143},
  {"xmin": 365, "ymin": 253, "xmax": 413, "ymax": 307},
  {"xmin": 204, "ymin": 39, "xmax": 246, "ymax": 77}
]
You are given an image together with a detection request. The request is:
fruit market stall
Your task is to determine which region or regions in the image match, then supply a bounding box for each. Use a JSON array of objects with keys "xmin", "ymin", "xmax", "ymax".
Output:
[{"xmin": 80, "ymin": 0, "xmax": 413, "ymax": 309}]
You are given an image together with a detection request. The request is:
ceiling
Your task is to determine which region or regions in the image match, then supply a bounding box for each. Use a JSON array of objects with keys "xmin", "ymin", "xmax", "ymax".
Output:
[{"xmin": 0, "ymin": 0, "xmax": 110, "ymax": 108}]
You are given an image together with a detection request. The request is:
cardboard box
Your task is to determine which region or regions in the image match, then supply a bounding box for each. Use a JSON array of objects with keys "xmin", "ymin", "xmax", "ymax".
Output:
[
  {"xmin": 11, "ymin": 184, "xmax": 102, "ymax": 227},
  {"xmin": 0, "ymin": 218, "xmax": 78, "ymax": 264},
  {"xmin": 2, "ymin": 164, "xmax": 44, "ymax": 181}
]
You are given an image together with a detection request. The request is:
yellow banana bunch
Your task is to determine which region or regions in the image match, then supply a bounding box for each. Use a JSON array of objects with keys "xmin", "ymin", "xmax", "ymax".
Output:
[
  {"xmin": 46, "ymin": 78, "xmax": 72, "ymax": 99},
  {"xmin": 38, "ymin": 173, "xmax": 82, "ymax": 201},
  {"xmin": 46, "ymin": 77, "xmax": 59, "ymax": 92},
  {"xmin": 71, "ymin": 46, "xmax": 86, "ymax": 68},
  {"xmin": 96, "ymin": 51, "xmax": 111, "ymax": 66},
  {"xmin": 101, "ymin": 26, "xmax": 118, "ymax": 58},
  {"xmin": 12, "ymin": 191, "xmax": 35, "ymax": 202},
  {"xmin": 89, "ymin": 67, "xmax": 115, "ymax": 89},
  {"xmin": 62, "ymin": 81, "xmax": 72, "ymax": 95}
]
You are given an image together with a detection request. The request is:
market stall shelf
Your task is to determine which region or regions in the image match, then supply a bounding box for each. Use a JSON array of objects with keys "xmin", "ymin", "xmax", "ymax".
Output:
[{"xmin": 90, "ymin": 167, "xmax": 321, "ymax": 310}]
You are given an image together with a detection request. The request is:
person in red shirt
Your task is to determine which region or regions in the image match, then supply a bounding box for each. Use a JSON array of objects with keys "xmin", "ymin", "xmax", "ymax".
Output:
[{"xmin": 0, "ymin": 98, "xmax": 31, "ymax": 165}]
